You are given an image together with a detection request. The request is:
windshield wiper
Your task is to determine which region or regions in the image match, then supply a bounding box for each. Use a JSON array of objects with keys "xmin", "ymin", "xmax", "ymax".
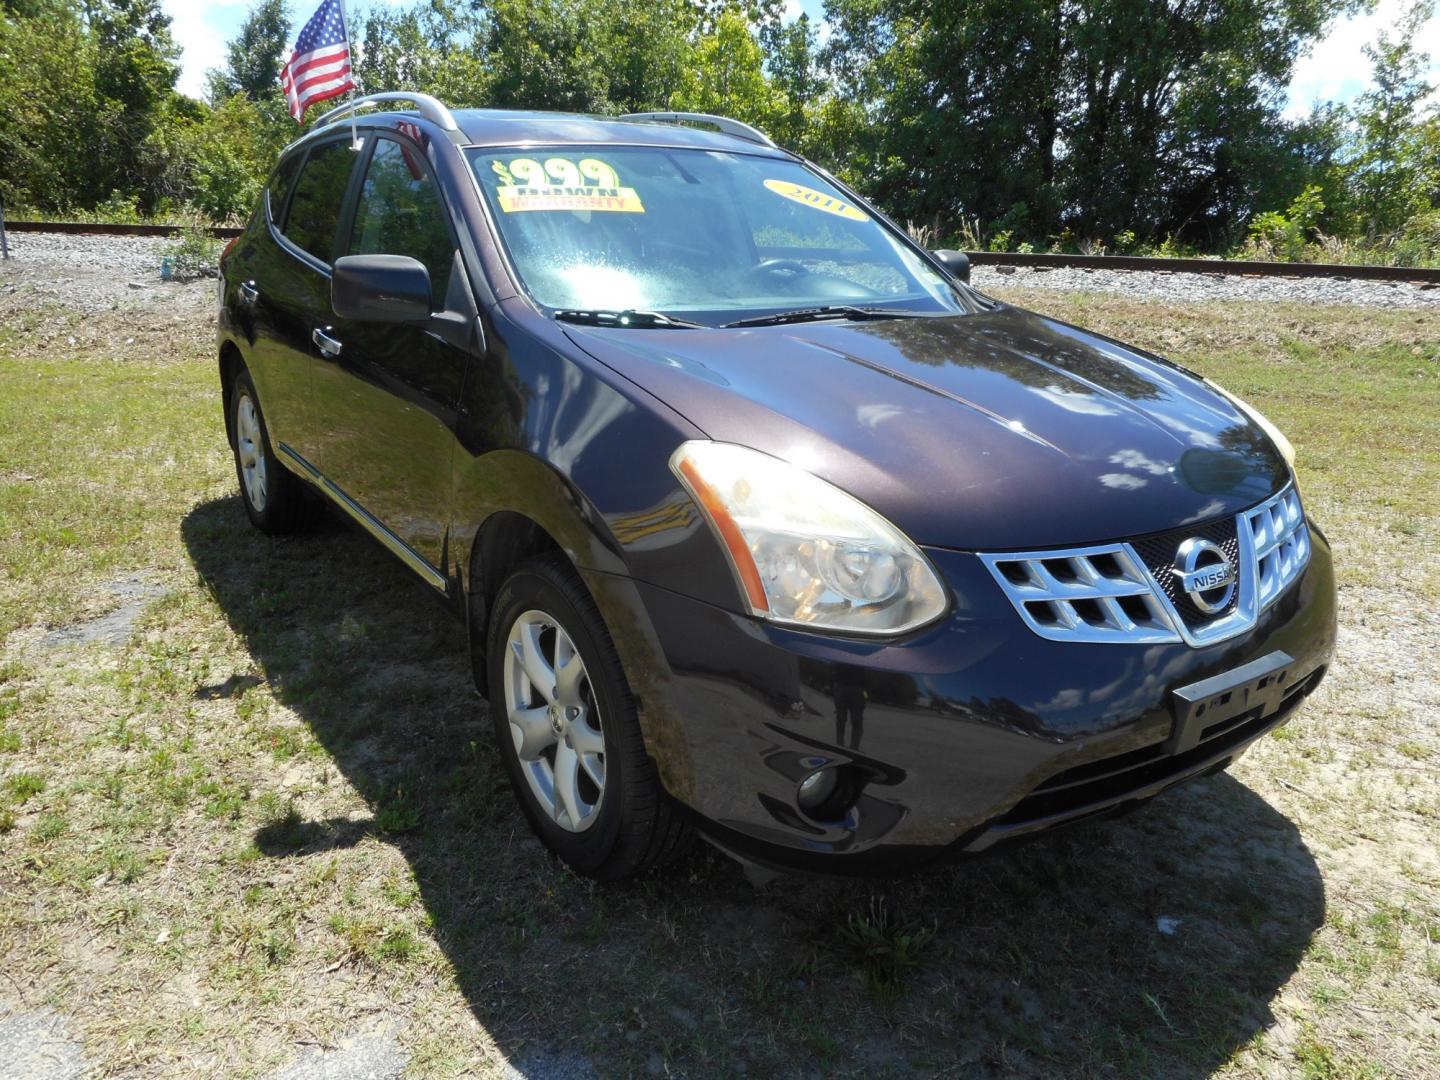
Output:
[
  {"xmin": 722, "ymin": 305, "xmax": 931, "ymax": 329},
  {"xmin": 554, "ymin": 308, "xmax": 705, "ymax": 329}
]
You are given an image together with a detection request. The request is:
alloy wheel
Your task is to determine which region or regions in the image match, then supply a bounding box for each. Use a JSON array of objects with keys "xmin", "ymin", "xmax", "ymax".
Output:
[{"xmin": 502, "ymin": 609, "xmax": 607, "ymax": 832}]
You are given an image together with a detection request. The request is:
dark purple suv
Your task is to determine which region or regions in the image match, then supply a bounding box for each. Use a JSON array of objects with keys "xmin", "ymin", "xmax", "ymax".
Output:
[{"xmin": 216, "ymin": 94, "xmax": 1336, "ymax": 878}]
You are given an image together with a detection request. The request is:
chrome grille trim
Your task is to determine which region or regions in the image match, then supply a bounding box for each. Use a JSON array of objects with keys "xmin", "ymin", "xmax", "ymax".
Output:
[
  {"xmin": 982, "ymin": 483, "xmax": 1310, "ymax": 647},
  {"xmin": 1245, "ymin": 486, "xmax": 1310, "ymax": 610},
  {"xmin": 978, "ymin": 546, "xmax": 1182, "ymax": 644}
]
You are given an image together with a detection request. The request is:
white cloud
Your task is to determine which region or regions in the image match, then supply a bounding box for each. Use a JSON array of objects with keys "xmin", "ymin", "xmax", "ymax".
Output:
[
  {"xmin": 164, "ymin": 0, "xmax": 250, "ymax": 99},
  {"xmin": 166, "ymin": 1, "xmax": 412, "ymax": 100},
  {"xmin": 1286, "ymin": 0, "xmax": 1440, "ymax": 118}
]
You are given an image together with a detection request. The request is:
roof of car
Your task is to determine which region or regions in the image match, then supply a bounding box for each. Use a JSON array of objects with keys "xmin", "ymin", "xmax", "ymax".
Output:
[{"xmin": 450, "ymin": 109, "xmax": 793, "ymax": 157}]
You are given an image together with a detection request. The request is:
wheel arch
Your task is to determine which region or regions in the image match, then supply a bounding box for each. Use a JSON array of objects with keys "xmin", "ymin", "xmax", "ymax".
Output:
[
  {"xmin": 465, "ymin": 509, "xmax": 567, "ymax": 697},
  {"xmin": 218, "ymin": 340, "xmax": 245, "ymax": 444}
]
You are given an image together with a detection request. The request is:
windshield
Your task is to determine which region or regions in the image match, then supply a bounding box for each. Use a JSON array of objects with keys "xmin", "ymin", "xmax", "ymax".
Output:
[{"xmin": 467, "ymin": 145, "xmax": 978, "ymax": 324}]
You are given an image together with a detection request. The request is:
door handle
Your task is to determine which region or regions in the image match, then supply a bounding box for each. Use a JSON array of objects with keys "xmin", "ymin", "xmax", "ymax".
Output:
[
  {"xmin": 238, "ymin": 281, "xmax": 259, "ymax": 305},
  {"xmin": 312, "ymin": 327, "xmax": 343, "ymax": 358}
]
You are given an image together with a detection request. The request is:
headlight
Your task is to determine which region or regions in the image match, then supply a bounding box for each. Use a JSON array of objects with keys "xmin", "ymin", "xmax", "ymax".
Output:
[
  {"xmin": 1205, "ymin": 379, "xmax": 1296, "ymax": 467},
  {"xmin": 670, "ymin": 441, "xmax": 948, "ymax": 635}
]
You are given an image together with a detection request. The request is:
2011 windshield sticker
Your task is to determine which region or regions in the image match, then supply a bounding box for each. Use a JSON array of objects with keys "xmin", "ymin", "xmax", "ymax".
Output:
[
  {"xmin": 762, "ymin": 179, "xmax": 868, "ymax": 221},
  {"xmin": 492, "ymin": 156, "xmax": 644, "ymax": 213}
]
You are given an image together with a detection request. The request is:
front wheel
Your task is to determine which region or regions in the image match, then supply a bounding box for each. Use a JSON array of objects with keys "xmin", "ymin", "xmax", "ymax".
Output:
[{"xmin": 487, "ymin": 554, "xmax": 693, "ymax": 879}]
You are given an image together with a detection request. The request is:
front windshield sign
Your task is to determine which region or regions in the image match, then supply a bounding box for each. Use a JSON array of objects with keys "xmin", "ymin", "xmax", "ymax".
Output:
[{"xmin": 468, "ymin": 146, "xmax": 975, "ymax": 324}]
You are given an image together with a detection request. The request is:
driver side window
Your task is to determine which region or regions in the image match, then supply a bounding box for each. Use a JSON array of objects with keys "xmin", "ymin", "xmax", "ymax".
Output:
[{"xmin": 348, "ymin": 137, "xmax": 456, "ymax": 307}]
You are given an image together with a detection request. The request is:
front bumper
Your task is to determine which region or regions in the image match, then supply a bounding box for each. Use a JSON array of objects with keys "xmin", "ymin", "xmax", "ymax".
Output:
[{"xmin": 584, "ymin": 524, "xmax": 1336, "ymax": 874}]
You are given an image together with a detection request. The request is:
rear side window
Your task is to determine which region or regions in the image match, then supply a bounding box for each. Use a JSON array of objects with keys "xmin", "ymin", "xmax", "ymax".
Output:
[
  {"xmin": 265, "ymin": 153, "xmax": 302, "ymax": 225},
  {"xmin": 283, "ymin": 141, "xmax": 356, "ymax": 264},
  {"xmin": 348, "ymin": 138, "xmax": 455, "ymax": 304}
]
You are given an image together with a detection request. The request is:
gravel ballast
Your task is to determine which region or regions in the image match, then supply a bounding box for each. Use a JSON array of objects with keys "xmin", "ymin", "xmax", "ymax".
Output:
[
  {"xmin": 2, "ymin": 229, "xmax": 1438, "ymax": 311},
  {"xmin": 970, "ymin": 263, "xmax": 1439, "ymax": 308},
  {"xmin": 0, "ymin": 231, "xmax": 215, "ymax": 314}
]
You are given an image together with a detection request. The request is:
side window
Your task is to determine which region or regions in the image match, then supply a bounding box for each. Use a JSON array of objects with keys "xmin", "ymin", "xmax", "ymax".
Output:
[
  {"xmin": 348, "ymin": 138, "xmax": 455, "ymax": 305},
  {"xmin": 264, "ymin": 153, "xmax": 302, "ymax": 227},
  {"xmin": 284, "ymin": 141, "xmax": 356, "ymax": 264}
]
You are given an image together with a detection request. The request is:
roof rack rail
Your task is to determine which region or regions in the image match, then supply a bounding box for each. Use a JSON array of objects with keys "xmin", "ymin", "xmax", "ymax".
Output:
[
  {"xmin": 312, "ymin": 92, "xmax": 459, "ymax": 133},
  {"xmin": 619, "ymin": 111, "xmax": 777, "ymax": 148}
]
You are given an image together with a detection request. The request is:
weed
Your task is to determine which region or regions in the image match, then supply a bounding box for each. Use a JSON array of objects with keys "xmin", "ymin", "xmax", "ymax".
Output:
[
  {"xmin": 836, "ymin": 897, "xmax": 935, "ymax": 997},
  {"xmin": 373, "ymin": 925, "xmax": 420, "ymax": 964},
  {"xmin": 32, "ymin": 812, "xmax": 67, "ymax": 841},
  {"xmin": 161, "ymin": 223, "xmax": 221, "ymax": 282},
  {"xmin": 375, "ymin": 787, "xmax": 422, "ymax": 834},
  {"xmin": 5, "ymin": 772, "xmax": 44, "ymax": 803}
]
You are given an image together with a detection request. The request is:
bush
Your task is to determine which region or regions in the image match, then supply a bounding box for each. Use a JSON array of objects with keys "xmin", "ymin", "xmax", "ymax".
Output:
[
  {"xmin": 1243, "ymin": 185, "xmax": 1326, "ymax": 263},
  {"xmin": 1392, "ymin": 209, "xmax": 1440, "ymax": 268},
  {"xmin": 162, "ymin": 223, "xmax": 221, "ymax": 282}
]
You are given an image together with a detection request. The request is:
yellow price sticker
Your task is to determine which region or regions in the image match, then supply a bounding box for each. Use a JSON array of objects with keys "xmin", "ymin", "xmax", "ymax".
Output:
[
  {"xmin": 763, "ymin": 179, "xmax": 868, "ymax": 222},
  {"xmin": 490, "ymin": 156, "xmax": 641, "ymax": 212},
  {"xmin": 496, "ymin": 186, "xmax": 645, "ymax": 213}
]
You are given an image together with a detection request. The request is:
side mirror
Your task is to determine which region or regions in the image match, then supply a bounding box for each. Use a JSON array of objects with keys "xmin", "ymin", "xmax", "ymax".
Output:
[
  {"xmin": 931, "ymin": 248, "xmax": 971, "ymax": 284},
  {"xmin": 332, "ymin": 254, "xmax": 432, "ymax": 322}
]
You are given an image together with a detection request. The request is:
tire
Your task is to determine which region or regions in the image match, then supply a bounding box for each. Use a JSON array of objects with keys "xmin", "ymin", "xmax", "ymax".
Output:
[
  {"xmin": 487, "ymin": 553, "xmax": 693, "ymax": 879},
  {"xmin": 229, "ymin": 367, "xmax": 312, "ymax": 534}
]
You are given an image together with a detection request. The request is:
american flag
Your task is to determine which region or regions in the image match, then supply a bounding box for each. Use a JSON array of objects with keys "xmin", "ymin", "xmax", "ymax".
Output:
[{"xmin": 280, "ymin": 0, "xmax": 356, "ymax": 123}]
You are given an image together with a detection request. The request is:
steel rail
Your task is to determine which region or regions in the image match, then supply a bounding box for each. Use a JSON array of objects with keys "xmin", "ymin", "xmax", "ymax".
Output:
[
  {"xmin": 964, "ymin": 250, "xmax": 1440, "ymax": 284},
  {"xmin": 3, "ymin": 221, "xmax": 245, "ymax": 239},
  {"xmin": 4, "ymin": 221, "xmax": 1439, "ymax": 284}
]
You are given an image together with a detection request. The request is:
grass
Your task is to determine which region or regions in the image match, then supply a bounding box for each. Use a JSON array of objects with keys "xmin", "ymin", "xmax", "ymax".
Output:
[{"xmin": 0, "ymin": 284, "xmax": 1436, "ymax": 1077}]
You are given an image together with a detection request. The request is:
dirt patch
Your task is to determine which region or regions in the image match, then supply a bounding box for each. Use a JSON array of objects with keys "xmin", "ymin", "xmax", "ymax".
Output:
[
  {"xmin": 34, "ymin": 574, "xmax": 167, "ymax": 649},
  {"xmin": 268, "ymin": 1025, "xmax": 409, "ymax": 1080},
  {"xmin": 0, "ymin": 1005, "xmax": 89, "ymax": 1080}
]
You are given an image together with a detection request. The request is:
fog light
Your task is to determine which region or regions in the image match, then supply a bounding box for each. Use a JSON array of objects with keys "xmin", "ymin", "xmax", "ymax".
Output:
[{"xmin": 797, "ymin": 768, "xmax": 838, "ymax": 812}]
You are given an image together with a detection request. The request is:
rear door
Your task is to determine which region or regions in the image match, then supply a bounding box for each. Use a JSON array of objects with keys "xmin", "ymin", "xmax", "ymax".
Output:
[
  {"xmin": 260, "ymin": 137, "xmax": 363, "ymax": 464},
  {"xmin": 225, "ymin": 151, "xmax": 306, "ymax": 446},
  {"xmin": 309, "ymin": 133, "xmax": 475, "ymax": 579}
]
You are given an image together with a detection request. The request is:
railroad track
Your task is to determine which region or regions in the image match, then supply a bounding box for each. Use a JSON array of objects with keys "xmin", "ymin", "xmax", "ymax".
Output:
[{"xmin": 4, "ymin": 219, "xmax": 1439, "ymax": 285}]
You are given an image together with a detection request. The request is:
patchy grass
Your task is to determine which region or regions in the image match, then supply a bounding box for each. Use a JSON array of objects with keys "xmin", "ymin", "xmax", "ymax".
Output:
[{"xmin": 0, "ymin": 289, "xmax": 1436, "ymax": 1078}]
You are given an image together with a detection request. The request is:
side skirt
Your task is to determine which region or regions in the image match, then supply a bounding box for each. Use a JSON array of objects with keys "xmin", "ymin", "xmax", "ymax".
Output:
[{"xmin": 275, "ymin": 442, "xmax": 449, "ymax": 594}]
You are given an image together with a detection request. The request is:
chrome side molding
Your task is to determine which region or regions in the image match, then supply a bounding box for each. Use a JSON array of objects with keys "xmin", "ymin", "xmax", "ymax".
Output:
[{"xmin": 275, "ymin": 443, "xmax": 447, "ymax": 593}]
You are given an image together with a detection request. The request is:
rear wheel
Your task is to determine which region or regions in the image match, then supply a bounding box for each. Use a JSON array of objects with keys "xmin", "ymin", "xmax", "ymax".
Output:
[
  {"xmin": 229, "ymin": 367, "xmax": 312, "ymax": 533},
  {"xmin": 487, "ymin": 554, "xmax": 693, "ymax": 879}
]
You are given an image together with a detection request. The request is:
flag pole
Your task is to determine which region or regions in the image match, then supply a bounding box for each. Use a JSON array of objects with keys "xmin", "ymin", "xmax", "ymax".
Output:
[{"xmin": 340, "ymin": 0, "xmax": 360, "ymax": 151}]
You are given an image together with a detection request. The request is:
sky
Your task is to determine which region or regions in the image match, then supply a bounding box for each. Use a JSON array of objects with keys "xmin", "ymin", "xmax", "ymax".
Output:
[{"xmin": 164, "ymin": 0, "xmax": 1440, "ymax": 116}]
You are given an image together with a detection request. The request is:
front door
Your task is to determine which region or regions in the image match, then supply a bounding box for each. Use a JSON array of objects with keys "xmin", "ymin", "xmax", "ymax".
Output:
[{"xmin": 308, "ymin": 133, "xmax": 474, "ymax": 579}]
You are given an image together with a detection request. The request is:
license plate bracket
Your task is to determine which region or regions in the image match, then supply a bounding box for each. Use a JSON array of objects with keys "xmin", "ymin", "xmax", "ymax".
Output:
[{"xmin": 1168, "ymin": 650, "xmax": 1295, "ymax": 754}]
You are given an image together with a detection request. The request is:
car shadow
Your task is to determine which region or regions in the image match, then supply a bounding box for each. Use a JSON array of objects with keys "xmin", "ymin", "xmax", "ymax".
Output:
[{"xmin": 182, "ymin": 494, "xmax": 1325, "ymax": 1079}]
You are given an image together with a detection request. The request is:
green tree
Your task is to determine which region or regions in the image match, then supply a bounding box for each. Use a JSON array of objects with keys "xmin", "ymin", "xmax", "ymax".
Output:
[
  {"xmin": 483, "ymin": 0, "xmax": 613, "ymax": 111},
  {"xmin": 205, "ymin": 0, "xmax": 290, "ymax": 103},
  {"xmin": 353, "ymin": 1, "xmax": 487, "ymax": 104},
  {"xmin": 671, "ymin": 4, "xmax": 783, "ymax": 128},
  {"xmin": 822, "ymin": 0, "xmax": 1365, "ymax": 248},
  {"xmin": 172, "ymin": 94, "xmax": 292, "ymax": 219},
  {"xmin": 87, "ymin": 0, "xmax": 181, "ymax": 205},
  {"xmin": 596, "ymin": 0, "xmax": 699, "ymax": 112},
  {"xmin": 1348, "ymin": 0, "xmax": 1436, "ymax": 238},
  {"xmin": 0, "ymin": 1, "xmax": 103, "ymax": 210},
  {"xmin": 760, "ymin": 13, "xmax": 825, "ymax": 148}
]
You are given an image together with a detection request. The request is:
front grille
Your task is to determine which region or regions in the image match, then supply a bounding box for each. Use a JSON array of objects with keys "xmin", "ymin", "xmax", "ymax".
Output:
[
  {"xmin": 980, "ymin": 482, "xmax": 1310, "ymax": 647},
  {"xmin": 994, "ymin": 674, "xmax": 1313, "ymax": 827},
  {"xmin": 977, "ymin": 545, "xmax": 1179, "ymax": 644},
  {"xmin": 1131, "ymin": 516, "xmax": 1241, "ymax": 627}
]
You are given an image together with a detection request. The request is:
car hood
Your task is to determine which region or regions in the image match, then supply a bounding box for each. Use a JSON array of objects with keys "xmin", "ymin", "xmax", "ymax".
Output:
[{"xmin": 562, "ymin": 304, "xmax": 1290, "ymax": 550}]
